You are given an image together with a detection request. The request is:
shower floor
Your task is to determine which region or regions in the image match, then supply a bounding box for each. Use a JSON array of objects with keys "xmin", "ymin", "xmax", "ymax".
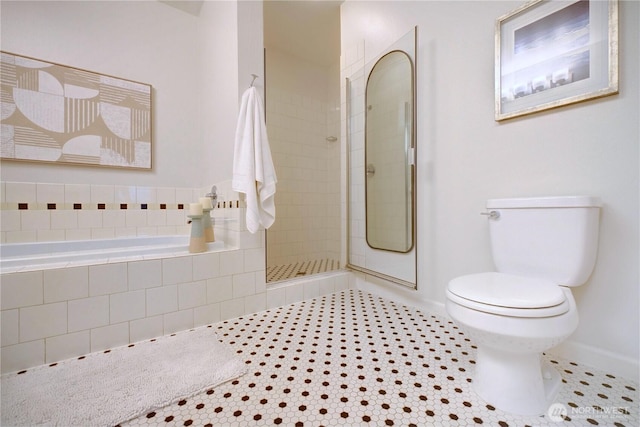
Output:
[
  {"xmin": 124, "ymin": 289, "xmax": 638, "ymax": 427},
  {"xmin": 266, "ymin": 258, "xmax": 341, "ymax": 282}
]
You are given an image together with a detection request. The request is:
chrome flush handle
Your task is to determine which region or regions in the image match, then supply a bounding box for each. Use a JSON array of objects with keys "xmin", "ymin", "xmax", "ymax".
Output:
[{"xmin": 480, "ymin": 210, "xmax": 501, "ymax": 220}]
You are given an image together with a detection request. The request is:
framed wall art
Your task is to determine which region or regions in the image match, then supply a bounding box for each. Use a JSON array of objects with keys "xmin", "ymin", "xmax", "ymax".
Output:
[
  {"xmin": 495, "ymin": 0, "xmax": 618, "ymax": 121},
  {"xmin": 0, "ymin": 51, "xmax": 152, "ymax": 169}
]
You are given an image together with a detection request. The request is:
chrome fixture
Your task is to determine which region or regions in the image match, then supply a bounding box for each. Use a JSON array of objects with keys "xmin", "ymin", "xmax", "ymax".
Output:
[
  {"xmin": 205, "ymin": 185, "xmax": 218, "ymax": 208},
  {"xmin": 480, "ymin": 210, "xmax": 500, "ymax": 220}
]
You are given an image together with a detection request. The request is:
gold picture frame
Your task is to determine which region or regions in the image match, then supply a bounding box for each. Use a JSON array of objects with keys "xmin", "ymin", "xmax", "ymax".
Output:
[
  {"xmin": 495, "ymin": 0, "xmax": 618, "ymax": 121},
  {"xmin": 1, "ymin": 51, "xmax": 152, "ymax": 169}
]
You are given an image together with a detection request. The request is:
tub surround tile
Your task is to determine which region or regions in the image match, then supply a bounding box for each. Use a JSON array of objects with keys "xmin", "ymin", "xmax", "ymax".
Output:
[
  {"xmin": 64, "ymin": 228, "xmax": 91, "ymax": 242},
  {"xmin": 1, "ymin": 340, "xmax": 44, "ymax": 374},
  {"xmin": 1, "ymin": 271, "xmax": 43, "ymax": 310},
  {"xmin": 163, "ymin": 309, "xmax": 193, "ymax": 335},
  {"xmin": 90, "ymin": 322, "xmax": 129, "ymax": 353},
  {"xmin": 243, "ymin": 247, "xmax": 265, "ymax": 272},
  {"xmin": 45, "ymin": 331, "xmax": 90, "ymax": 364},
  {"xmin": 102, "ymin": 210, "xmax": 126, "ymax": 228},
  {"xmin": 232, "ymin": 272, "xmax": 256, "ymax": 298},
  {"xmin": 114, "ymin": 227, "xmax": 137, "ymax": 238},
  {"xmin": 177, "ymin": 281, "xmax": 207, "ymax": 310},
  {"xmin": 20, "ymin": 210, "xmax": 50, "ymax": 231},
  {"xmin": 19, "ymin": 302, "xmax": 67, "ymax": 342},
  {"xmin": 36, "ymin": 229, "xmax": 66, "ymax": 243},
  {"xmin": 68, "ymin": 296, "xmax": 110, "ymax": 333},
  {"xmin": 162, "ymin": 257, "xmax": 192, "ymax": 286},
  {"xmin": 90, "ymin": 185, "xmax": 115, "ymax": 204},
  {"xmin": 219, "ymin": 297, "xmax": 244, "ymax": 321},
  {"xmin": 174, "ymin": 188, "xmax": 194, "ymax": 205},
  {"xmin": 125, "ymin": 210, "xmax": 147, "ymax": 228},
  {"xmin": 134, "ymin": 227, "xmax": 157, "ymax": 236},
  {"xmin": 193, "ymin": 303, "xmax": 221, "ymax": 327},
  {"xmin": 1, "ymin": 309, "xmax": 19, "ymax": 346},
  {"xmin": 156, "ymin": 187, "xmax": 176, "ymax": 204},
  {"xmin": 114, "ymin": 186, "xmax": 137, "ymax": 204},
  {"xmin": 77, "ymin": 210, "xmax": 103, "ymax": 229},
  {"xmin": 129, "ymin": 316, "xmax": 164, "ymax": 343},
  {"xmin": 128, "ymin": 260, "xmax": 162, "ymax": 290},
  {"xmin": 136, "ymin": 187, "xmax": 157, "ymax": 204},
  {"xmin": 89, "ymin": 263, "xmax": 128, "ymax": 296},
  {"xmin": 50, "ymin": 210, "xmax": 78, "ymax": 230},
  {"xmin": 90, "ymin": 228, "xmax": 115, "ymax": 240},
  {"xmin": 206, "ymin": 276, "xmax": 233, "ymax": 303},
  {"xmin": 110, "ymin": 290, "xmax": 146, "ymax": 324},
  {"xmin": 43, "ymin": 266, "xmax": 89, "ymax": 303},
  {"xmin": 36, "ymin": 183, "xmax": 65, "ymax": 203},
  {"xmin": 192, "ymin": 252, "xmax": 220, "ymax": 281},
  {"xmin": 64, "ymin": 184, "xmax": 91, "ymax": 203},
  {"xmin": 219, "ymin": 250, "xmax": 244, "ymax": 276},
  {"xmin": 1, "ymin": 210, "xmax": 21, "ymax": 231},
  {"xmin": 5, "ymin": 182, "xmax": 36, "ymax": 203},
  {"xmin": 145, "ymin": 210, "xmax": 166, "ymax": 227},
  {"xmin": 146, "ymin": 285, "xmax": 178, "ymax": 316}
]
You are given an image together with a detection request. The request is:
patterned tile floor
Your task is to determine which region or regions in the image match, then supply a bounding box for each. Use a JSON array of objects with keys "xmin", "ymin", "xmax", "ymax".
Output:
[
  {"xmin": 124, "ymin": 289, "xmax": 638, "ymax": 426},
  {"xmin": 266, "ymin": 259, "xmax": 341, "ymax": 283}
]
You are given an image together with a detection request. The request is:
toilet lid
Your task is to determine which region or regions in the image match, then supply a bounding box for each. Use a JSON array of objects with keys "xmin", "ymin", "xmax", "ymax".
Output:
[{"xmin": 448, "ymin": 272, "xmax": 566, "ymax": 309}]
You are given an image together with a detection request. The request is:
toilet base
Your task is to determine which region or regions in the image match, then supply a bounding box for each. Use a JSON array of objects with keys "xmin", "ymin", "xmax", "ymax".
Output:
[{"xmin": 474, "ymin": 346, "xmax": 561, "ymax": 415}]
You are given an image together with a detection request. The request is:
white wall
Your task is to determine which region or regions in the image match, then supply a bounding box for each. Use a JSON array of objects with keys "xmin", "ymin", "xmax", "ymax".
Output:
[
  {"xmin": 200, "ymin": 0, "xmax": 240, "ymax": 187},
  {"xmin": 342, "ymin": 0, "xmax": 639, "ymax": 378},
  {"xmin": 0, "ymin": 0, "xmax": 241, "ymax": 189}
]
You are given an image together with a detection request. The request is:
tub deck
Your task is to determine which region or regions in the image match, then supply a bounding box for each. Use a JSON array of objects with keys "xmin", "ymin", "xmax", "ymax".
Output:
[{"xmin": 0, "ymin": 236, "xmax": 228, "ymax": 272}]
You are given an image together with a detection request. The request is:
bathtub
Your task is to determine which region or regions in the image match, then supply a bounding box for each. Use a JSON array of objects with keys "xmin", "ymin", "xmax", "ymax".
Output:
[{"xmin": 0, "ymin": 235, "xmax": 227, "ymax": 272}]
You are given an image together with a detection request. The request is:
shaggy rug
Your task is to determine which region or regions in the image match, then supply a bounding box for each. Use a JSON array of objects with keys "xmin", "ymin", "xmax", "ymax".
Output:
[{"xmin": 1, "ymin": 326, "xmax": 246, "ymax": 426}]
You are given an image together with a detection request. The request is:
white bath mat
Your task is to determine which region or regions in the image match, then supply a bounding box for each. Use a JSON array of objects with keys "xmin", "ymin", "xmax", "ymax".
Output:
[{"xmin": 1, "ymin": 326, "xmax": 246, "ymax": 426}]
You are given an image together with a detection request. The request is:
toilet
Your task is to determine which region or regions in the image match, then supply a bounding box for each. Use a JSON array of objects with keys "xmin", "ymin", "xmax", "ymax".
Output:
[{"xmin": 445, "ymin": 196, "xmax": 601, "ymax": 416}]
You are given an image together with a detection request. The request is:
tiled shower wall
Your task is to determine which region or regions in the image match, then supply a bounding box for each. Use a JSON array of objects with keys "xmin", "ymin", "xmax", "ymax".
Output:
[{"xmin": 265, "ymin": 68, "xmax": 341, "ymax": 268}]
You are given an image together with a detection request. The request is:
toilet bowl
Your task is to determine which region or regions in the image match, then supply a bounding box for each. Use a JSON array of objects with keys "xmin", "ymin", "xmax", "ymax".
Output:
[
  {"xmin": 446, "ymin": 272, "xmax": 578, "ymax": 415},
  {"xmin": 445, "ymin": 196, "xmax": 601, "ymax": 416}
]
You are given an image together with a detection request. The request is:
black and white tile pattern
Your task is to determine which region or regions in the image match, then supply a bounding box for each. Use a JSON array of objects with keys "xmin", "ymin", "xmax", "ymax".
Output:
[{"xmin": 122, "ymin": 289, "xmax": 637, "ymax": 426}]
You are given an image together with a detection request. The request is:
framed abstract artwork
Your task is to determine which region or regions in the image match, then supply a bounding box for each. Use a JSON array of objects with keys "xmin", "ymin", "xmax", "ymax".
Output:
[
  {"xmin": 495, "ymin": 0, "xmax": 618, "ymax": 121},
  {"xmin": 1, "ymin": 52, "xmax": 152, "ymax": 169}
]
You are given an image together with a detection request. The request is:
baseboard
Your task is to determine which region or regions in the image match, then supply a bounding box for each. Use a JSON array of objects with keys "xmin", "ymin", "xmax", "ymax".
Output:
[{"xmin": 548, "ymin": 340, "xmax": 639, "ymax": 381}]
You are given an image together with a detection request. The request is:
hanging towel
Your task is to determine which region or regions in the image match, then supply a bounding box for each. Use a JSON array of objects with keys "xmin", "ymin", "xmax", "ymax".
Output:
[{"xmin": 232, "ymin": 86, "xmax": 277, "ymax": 234}]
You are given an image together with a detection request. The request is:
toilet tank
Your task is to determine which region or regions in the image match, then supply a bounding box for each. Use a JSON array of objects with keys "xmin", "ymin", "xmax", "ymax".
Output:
[{"xmin": 486, "ymin": 196, "xmax": 601, "ymax": 286}]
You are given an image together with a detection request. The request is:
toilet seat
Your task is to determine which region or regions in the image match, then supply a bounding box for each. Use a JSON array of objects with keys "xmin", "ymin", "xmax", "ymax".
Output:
[{"xmin": 447, "ymin": 272, "xmax": 569, "ymax": 318}]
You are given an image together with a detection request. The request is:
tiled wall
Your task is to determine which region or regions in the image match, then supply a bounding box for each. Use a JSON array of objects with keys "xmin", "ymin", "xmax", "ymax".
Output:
[
  {"xmin": 0, "ymin": 238, "xmax": 352, "ymax": 374},
  {"xmin": 0, "ymin": 181, "xmax": 218, "ymax": 243},
  {"xmin": 266, "ymin": 87, "xmax": 341, "ymax": 267},
  {"xmin": 0, "ymin": 179, "xmax": 353, "ymax": 373}
]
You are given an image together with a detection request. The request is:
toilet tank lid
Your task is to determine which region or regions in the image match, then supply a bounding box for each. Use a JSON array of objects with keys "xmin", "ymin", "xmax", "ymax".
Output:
[{"xmin": 487, "ymin": 196, "xmax": 602, "ymax": 209}]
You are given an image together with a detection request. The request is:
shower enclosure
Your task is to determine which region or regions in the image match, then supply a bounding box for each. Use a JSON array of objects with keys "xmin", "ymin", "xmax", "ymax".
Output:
[
  {"xmin": 346, "ymin": 28, "xmax": 417, "ymax": 288},
  {"xmin": 263, "ymin": 1, "xmax": 342, "ymax": 283}
]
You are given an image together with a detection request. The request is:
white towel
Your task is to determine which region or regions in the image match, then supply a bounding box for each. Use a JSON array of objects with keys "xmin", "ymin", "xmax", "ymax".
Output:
[{"xmin": 232, "ymin": 87, "xmax": 277, "ymax": 234}]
